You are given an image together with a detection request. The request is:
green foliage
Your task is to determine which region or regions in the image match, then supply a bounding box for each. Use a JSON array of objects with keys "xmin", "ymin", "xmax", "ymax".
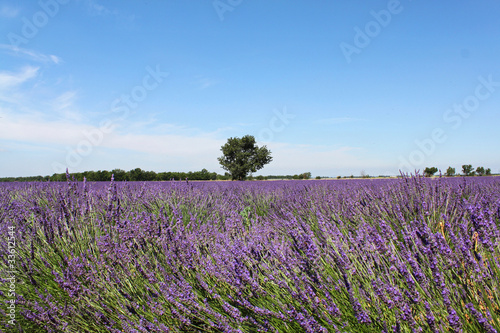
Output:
[
  {"xmin": 462, "ymin": 164, "xmax": 474, "ymax": 176},
  {"xmin": 423, "ymin": 166, "xmax": 438, "ymax": 177},
  {"xmin": 111, "ymin": 169, "xmax": 129, "ymax": 181},
  {"xmin": 218, "ymin": 135, "xmax": 272, "ymax": 180},
  {"xmin": 291, "ymin": 172, "xmax": 312, "ymax": 179},
  {"xmin": 486, "ymin": 168, "xmax": 492, "ymax": 175},
  {"xmin": 476, "ymin": 166, "xmax": 485, "ymax": 176},
  {"xmin": 301, "ymin": 172, "xmax": 312, "ymax": 180},
  {"xmin": 265, "ymin": 173, "xmax": 310, "ymax": 180},
  {"xmin": 0, "ymin": 169, "xmax": 220, "ymax": 182},
  {"xmin": 0, "ymin": 175, "xmax": 50, "ymax": 182},
  {"xmin": 239, "ymin": 206, "xmax": 252, "ymax": 229},
  {"xmin": 216, "ymin": 172, "xmax": 232, "ymax": 181},
  {"xmin": 445, "ymin": 166, "xmax": 455, "ymax": 177}
]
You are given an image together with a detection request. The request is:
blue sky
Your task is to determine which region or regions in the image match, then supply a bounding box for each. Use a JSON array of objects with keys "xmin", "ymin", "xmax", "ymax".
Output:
[{"xmin": 1, "ymin": 0, "xmax": 499, "ymax": 177}]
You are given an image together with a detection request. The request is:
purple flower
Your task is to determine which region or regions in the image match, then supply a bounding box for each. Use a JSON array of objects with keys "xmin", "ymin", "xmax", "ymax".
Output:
[{"xmin": 466, "ymin": 303, "xmax": 497, "ymax": 333}]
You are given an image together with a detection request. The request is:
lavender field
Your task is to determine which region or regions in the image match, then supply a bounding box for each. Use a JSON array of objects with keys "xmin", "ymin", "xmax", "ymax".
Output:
[{"xmin": 1, "ymin": 175, "xmax": 500, "ymax": 332}]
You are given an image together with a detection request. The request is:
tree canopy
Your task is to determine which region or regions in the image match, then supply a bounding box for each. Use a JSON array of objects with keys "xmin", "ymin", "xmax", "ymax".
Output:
[
  {"xmin": 218, "ymin": 135, "xmax": 272, "ymax": 180},
  {"xmin": 424, "ymin": 167, "xmax": 438, "ymax": 177},
  {"xmin": 462, "ymin": 164, "xmax": 474, "ymax": 176}
]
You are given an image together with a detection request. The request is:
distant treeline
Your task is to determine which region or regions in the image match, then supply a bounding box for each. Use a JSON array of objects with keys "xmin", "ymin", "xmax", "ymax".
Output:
[
  {"xmin": 263, "ymin": 172, "xmax": 312, "ymax": 180},
  {"xmin": 0, "ymin": 168, "xmax": 218, "ymax": 182},
  {"xmin": 0, "ymin": 169, "xmax": 315, "ymax": 182}
]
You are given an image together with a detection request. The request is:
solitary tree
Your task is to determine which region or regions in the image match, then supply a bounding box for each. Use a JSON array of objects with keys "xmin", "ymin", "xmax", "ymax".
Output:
[
  {"xmin": 445, "ymin": 167, "xmax": 455, "ymax": 177},
  {"xmin": 486, "ymin": 168, "xmax": 492, "ymax": 175},
  {"xmin": 476, "ymin": 166, "xmax": 485, "ymax": 176},
  {"xmin": 462, "ymin": 164, "xmax": 473, "ymax": 176},
  {"xmin": 424, "ymin": 167, "xmax": 438, "ymax": 177},
  {"xmin": 218, "ymin": 135, "xmax": 272, "ymax": 180}
]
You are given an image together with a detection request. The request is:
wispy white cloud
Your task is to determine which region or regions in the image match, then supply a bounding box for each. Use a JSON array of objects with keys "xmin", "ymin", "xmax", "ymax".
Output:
[
  {"xmin": 203, "ymin": 122, "xmax": 257, "ymax": 137},
  {"xmin": 0, "ymin": 66, "xmax": 42, "ymax": 109},
  {"xmin": 257, "ymin": 141, "xmax": 390, "ymax": 176},
  {"xmin": 105, "ymin": 133, "xmax": 224, "ymax": 156},
  {"xmin": 0, "ymin": 114, "xmax": 91, "ymax": 144},
  {"xmin": 52, "ymin": 91, "xmax": 76, "ymax": 110},
  {"xmin": 146, "ymin": 122, "xmax": 200, "ymax": 136},
  {"xmin": 318, "ymin": 117, "xmax": 368, "ymax": 124},
  {"xmin": 81, "ymin": 0, "xmax": 135, "ymax": 23},
  {"xmin": 0, "ymin": 111, "xmax": 215, "ymax": 151},
  {"xmin": 50, "ymin": 55, "xmax": 61, "ymax": 64},
  {"xmin": 0, "ymin": 113, "xmax": 227, "ymax": 173},
  {"xmin": 195, "ymin": 77, "xmax": 218, "ymax": 90},
  {"xmin": 51, "ymin": 91, "xmax": 83, "ymax": 121},
  {"xmin": 0, "ymin": 141, "xmax": 59, "ymax": 153},
  {"xmin": 0, "ymin": 5, "xmax": 19, "ymax": 18},
  {"xmin": 85, "ymin": 0, "xmax": 113, "ymax": 16},
  {"xmin": 0, "ymin": 44, "xmax": 62, "ymax": 64},
  {"xmin": 235, "ymin": 122, "xmax": 256, "ymax": 127},
  {"xmin": 0, "ymin": 110, "xmax": 392, "ymax": 176},
  {"xmin": 0, "ymin": 66, "xmax": 39, "ymax": 90},
  {"xmin": 0, "ymin": 46, "xmax": 70, "ymax": 121}
]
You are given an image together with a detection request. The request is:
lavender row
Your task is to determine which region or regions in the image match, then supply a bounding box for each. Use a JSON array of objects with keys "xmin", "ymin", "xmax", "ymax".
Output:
[{"xmin": 1, "ymin": 175, "xmax": 499, "ymax": 332}]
